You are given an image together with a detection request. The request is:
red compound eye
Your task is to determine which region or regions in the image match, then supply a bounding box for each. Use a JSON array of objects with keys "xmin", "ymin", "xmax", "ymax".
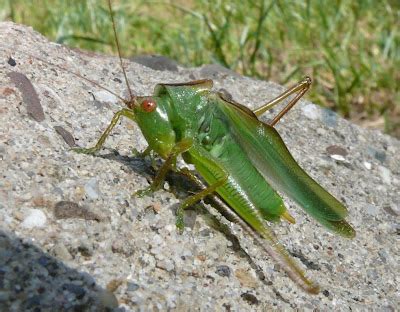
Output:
[{"xmin": 141, "ymin": 99, "xmax": 157, "ymax": 112}]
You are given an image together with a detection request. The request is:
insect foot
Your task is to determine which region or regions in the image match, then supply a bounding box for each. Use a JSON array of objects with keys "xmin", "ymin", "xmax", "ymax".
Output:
[{"xmin": 132, "ymin": 187, "xmax": 154, "ymax": 198}]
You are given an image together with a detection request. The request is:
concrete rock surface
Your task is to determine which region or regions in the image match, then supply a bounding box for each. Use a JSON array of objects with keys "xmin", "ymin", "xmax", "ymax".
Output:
[{"xmin": 0, "ymin": 22, "xmax": 399, "ymax": 311}]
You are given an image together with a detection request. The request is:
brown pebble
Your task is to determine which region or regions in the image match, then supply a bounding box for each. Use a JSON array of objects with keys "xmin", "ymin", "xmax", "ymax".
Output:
[
  {"xmin": 152, "ymin": 202, "xmax": 161, "ymax": 214},
  {"xmin": 197, "ymin": 254, "xmax": 206, "ymax": 261},
  {"xmin": 326, "ymin": 145, "xmax": 348, "ymax": 157},
  {"xmin": 235, "ymin": 268, "xmax": 258, "ymax": 288},
  {"xmin": 32, "ymin": 196, "xmax": 53, "ymax": 209},
  {"xmin": 7, "ymin": 71, "xmax": 45, "ymax": 122},
  {"xmin": 241, "ymin": 292, "xmax": 259, "ymax": 305},
  {"xmin": 106, "ymin": 279, "xmax": 124, "ymax": 292},
  {"xmin": 54, "ymin": 200, "xmax": 102, "ymax": 221},
  {"xmin": 54, "ymin": 126, "xmax": 76, "ymax": 147}
]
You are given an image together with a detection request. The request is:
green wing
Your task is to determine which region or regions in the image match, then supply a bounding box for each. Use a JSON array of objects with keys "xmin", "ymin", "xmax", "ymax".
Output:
[{"xmin": 219, "ymin": 99, "xmax": 355, "ymax": 238}]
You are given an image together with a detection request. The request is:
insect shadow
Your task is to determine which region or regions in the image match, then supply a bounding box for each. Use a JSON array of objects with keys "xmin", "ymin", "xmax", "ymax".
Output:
[{"xmin": 93, "ymin": 148, "xmax": 279, "ymax": 288}]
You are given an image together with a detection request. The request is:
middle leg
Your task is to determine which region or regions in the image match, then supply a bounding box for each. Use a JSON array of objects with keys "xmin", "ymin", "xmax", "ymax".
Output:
[
  {"xmin": 134, "ymin": 138, "xmax": 193, "ymax": 197},
  {"xmin": 175, "ymin": 168, "xmax": 227, "ymax": 231}
]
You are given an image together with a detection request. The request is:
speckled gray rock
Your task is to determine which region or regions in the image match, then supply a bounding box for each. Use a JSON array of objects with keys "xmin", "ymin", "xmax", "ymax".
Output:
[{"xmin": 1, "ymin": 22, "xmax": 399, "ymax": 311}]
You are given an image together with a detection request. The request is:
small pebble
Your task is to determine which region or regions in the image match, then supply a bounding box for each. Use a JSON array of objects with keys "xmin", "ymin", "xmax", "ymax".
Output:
[
  {"xmin": 20, "ymin": 209, "xmax": 47, "ymax": 229},
  {"xmin": 54, "ymin": 201, "xmax": 101, "ymax": 221},
  {"xmin": 330, "ymin": 154, "xmax": 346, "ymax": 161},
  {"xmin": 326, "ymin": 145, "xmax": 348, "ymax": 157},
  {"xmin": 365, "ymin": 204, "xmax": 379, "ymax": 216},
  {"xmin": 93, "ymin": 90, "xmax": 118, "ymax": 104},
  {"xmin": 84, "ymin": 178, "xmax": 99, "ymax": 200},
  {"xmin": 301, "ymin": 104, "xmax": 320, "ymax": 120},
  {"xmin": 127, "ymin": 282, "xmax": 140, "ymax": 292},
  {"xmin": 321, "ymin": 108, "xmax": 338, "ymax": 127},
  {"xmin": 7, "ymin": 72, "xmax": 45, "ymax": 122},
  {"xmin": 54, "ymin": 126, "xmax": 76, "ymax": 147},
  {"xmin": 378, "ymin": 166, "xmax": 392, "ymax": 184},
  {"xmin": 367, "ymin": 147, "xmax": 387, "ymax": 163},
  {"xmin": 235, "ymin": 269, "xmax": 258, "ymax": 288},
  {"xmin": 240, "ymin": 292, "xmax": 259, "ymax": 305},
  {"xmin": 363, "ymin": 161, "xmax": 372, "ymax": 170},
  {"xmin": 106, "ymin": 279, "xmax": 124, "ymax": 292},
  {"xmin": 7, "ymin": 57, "xmax": 16, "ymax": 66},
  {"xmin": 316, "ymin": 128, "xmax": 327, "ymax": 136},
  {"xmin": 215, "ymin": 265, "xmax": 231, "ymax": 277},
  {"xmin": 51, "ymin": 243, "xmax": 73, "ymax": 261}
]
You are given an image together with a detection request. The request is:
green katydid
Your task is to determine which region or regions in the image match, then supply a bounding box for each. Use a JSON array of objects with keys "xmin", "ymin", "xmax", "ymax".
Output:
[
  {"xmin": 6, "ymin": 0, "xmax": 346, "ymax": 294},
  {"xmin": 68, "ymin": 0, "xmax": 356, "ymax": 294},
  {"xmin": 74, "ymin": 75, "xmax": 355, "ymax": 293}
]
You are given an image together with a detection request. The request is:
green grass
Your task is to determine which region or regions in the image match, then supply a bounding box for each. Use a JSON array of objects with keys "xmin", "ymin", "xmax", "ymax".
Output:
[{"xmin": 2, "ymin": 0, "xmax": 399, "ymax": 137}]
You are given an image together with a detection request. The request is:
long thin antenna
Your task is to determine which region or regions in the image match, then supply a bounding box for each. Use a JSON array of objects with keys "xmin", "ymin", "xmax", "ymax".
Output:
[
  {"xmin": 107, "ymin": 0, "xmax": 135, "ymax": 102},
  {"xmin": 10, "ymin": 50, "xmax": 127, "ymax": 103}
]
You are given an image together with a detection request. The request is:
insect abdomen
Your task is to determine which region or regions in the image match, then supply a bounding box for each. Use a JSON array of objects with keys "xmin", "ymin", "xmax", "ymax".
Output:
[{"xmin": 193, "ymin": 108, "xmax": 287, "ymax": 222}]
